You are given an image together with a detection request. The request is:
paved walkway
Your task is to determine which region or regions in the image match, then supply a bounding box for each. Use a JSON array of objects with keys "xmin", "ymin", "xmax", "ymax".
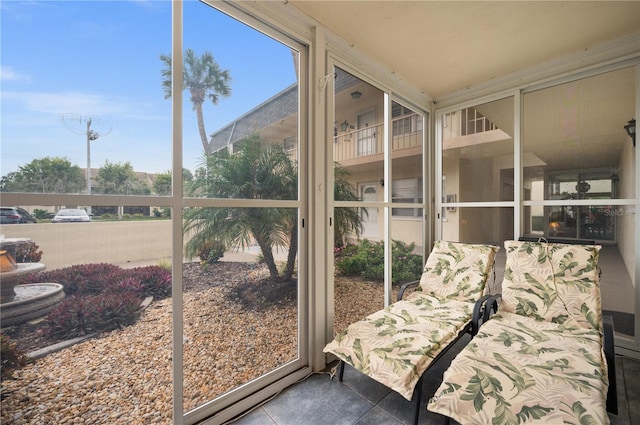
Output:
[{"xmin": 118, "ymin": 246, "xmax": 288, "ymax": 269}]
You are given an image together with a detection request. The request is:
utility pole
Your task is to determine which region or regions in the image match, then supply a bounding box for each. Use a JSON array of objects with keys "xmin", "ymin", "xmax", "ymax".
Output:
[
  {"xmin": 86, "ymin": 118, "xmax": 100, "ymax": 214},
  {"xmin": 60, "ymin": 114, "xmax": 111, "ymax": 215}
]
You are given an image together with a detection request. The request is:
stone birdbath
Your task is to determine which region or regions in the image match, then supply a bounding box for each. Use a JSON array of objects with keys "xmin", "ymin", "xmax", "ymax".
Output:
[{"xmin": 0, "ymin": 238, "xmax": 65, "ymax": 327}]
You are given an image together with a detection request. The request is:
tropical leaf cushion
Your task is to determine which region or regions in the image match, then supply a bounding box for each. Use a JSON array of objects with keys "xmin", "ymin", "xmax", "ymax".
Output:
[
  {"xmin": 500, "ymin": 240, "xmax": 602, "ymax": 330},
  {"xmin": 428, "ymin": 240, "xmax": 609, "ymax": 424},
  {"xmin": 324, "ymin": 241, "xmax": 499, "ymax": 400},
  {"xmin": 325, "ymin": 293, "xmax": 475, "ymax": 400},
  {"xmin": 418, "ymin": 241, "xmax": 500, "ymax": 303},
  {"xmin": 428, "ymin": 312, "xmax": 610, "ymax": 424}
]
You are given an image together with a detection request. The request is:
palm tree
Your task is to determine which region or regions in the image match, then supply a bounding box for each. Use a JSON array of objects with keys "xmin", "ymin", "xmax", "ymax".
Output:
[
  {"xmin": 334, "ymin": 163, "xmax": 364, "ymax": 248},
  {"xmin": 184, "ymin": 136, "xmax": 296, "ymax": 280},
  {"xmin": 184, "ymin": 137, "xmax": 364, "ymax": 282},
  {"xmin": 160, "ymin": 49, "xmax": 231, "ymax": 153}
]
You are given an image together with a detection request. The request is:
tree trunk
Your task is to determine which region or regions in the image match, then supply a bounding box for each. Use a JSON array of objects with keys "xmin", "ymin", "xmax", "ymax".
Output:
[
  {"xmin": 284, "ymin": 223, "xmax": 297, "ymax": 281},
  {"xmin": 255, "ymin": 237, "xmax": 279, "ymax": 279},
  {"xmin": 194, "ymin": 102, "xmax": 211, "ymax": 153}
]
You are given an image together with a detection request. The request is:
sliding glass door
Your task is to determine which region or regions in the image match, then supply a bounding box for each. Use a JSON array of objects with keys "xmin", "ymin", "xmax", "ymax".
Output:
[
  {"xmin": 439, "ymin": 96, "xmax": 515, "ymax": 293},
  {"xmin": 331, "ymin": 66, "xmax": 427, "ymax": 337},
  {"xmin": 521, "ymin": 67, "xmax": 637, "ymax": 348},
  {"xmin": 181, "ymin": 2, "xmax": 307, "ymax": 423},
  {"xmin": 437, "ymin": 65, "xmax": 638, "ymax": 354}
]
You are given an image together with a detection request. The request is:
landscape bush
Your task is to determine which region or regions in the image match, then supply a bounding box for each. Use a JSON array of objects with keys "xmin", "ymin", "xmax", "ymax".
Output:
[
  {"xmin": 33, "ymin": 208, "xmax": 54, "ymax": 220},
  {"xmin": 13, "ymin": 241, "xmax": 43, "ymax": 263},
  {"xmin": 44, "ymin": 293, "xmax": 142, "ymax": 338},
  {"xmin": 0, "ymin": 334, "xmax": 28, "ymax": 381},
  {"xmin": 24, "ymin": 263, "xmax": 172, "ymax": 339},
  {"xmin": 127, "ymin": 266, "xmax": 172, "ymax": 298},
  {"xmin": 198, "ymin": 241, "xmax": 226, "ymax": 265},
  {"xmin": 335, "ymin": 239, "xmax": 423, "ymax": 285},
  {"xmin": 390, "ymin": 240, "xmax": 425, "ymax": 284},
  {"xmin": 24, "ymin": 263, "xmax": 124, "ymax": 296}
]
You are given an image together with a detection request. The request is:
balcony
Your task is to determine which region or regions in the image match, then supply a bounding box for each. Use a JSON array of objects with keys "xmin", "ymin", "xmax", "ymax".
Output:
[{"xmin": 333, "ymin": 114, "xmax": 423, "ymax": 165}]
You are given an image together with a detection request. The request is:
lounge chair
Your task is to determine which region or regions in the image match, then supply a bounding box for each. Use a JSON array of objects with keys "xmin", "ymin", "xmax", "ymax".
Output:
[
  {"xmin": 428, "ymin": 240, "xmax": 617, "ymax": 424},
  {"xmin": 324, "ymin": 241, "xmax": 500, "ymax": 425}
]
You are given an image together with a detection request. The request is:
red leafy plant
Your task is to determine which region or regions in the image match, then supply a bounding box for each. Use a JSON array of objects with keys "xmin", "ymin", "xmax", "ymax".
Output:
[{"xmin": 23, "ymin": 263, "xmax": 171, "ymax": 339}]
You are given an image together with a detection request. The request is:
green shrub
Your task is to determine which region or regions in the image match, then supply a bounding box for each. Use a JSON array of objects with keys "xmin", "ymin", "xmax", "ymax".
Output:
[
  {"xmin": 198, "ymin": 241, "xmax": 226, "ymax": 265},
  {"xmin": 335, "ymin": 239, "xmax": 382, "ymax": 277},
  {"xmin": 1, "ymin": 334, "xmax": 29, "ymax": 381},
  {"xmin": 156, "ymin": 257, "xmax": 172, "ymax": 270},
  {"xmin": 390, "ymin": 240, "xmax": 424, "ymax": 284},
  {"xmin": 335, "ymin": 239, "xmax": 423, "ymax": 284},
  {"xmin": 333, "ymin": 243, "xmax": 362, "ymax": 261},
  {"xmin": 33, "ymin": 208, "xmax": 54, "ymax": 219}
]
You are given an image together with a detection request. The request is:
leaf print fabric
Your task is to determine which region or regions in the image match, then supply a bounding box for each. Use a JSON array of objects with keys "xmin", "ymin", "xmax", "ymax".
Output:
[
  {"xmin": 428, "ymin": 241, "xmax": 609, "ymax": 424},
  {"xmin": 324, "ymin": 241, "xmax": 499, "ymax": 400},
  {"xmin": 419, "ymin": 241, "xmax": 498, "ymax": 303},
  {"xmin": 499, "ymin": 240, "xmax": 603, "ymax": 330}
]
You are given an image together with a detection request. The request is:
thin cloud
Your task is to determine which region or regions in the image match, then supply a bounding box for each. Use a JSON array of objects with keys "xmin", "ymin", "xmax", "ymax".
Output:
[
  {"xmin": 2, "ymin": 90, "xmax": 164, "ymax": 120},
  {"xmin": 0, "ymin": 66, "xmax": 32, "ymax": 83},
  {"xmin": 0, "ymin": 0, "xmax": 59, "ymax": 22}
]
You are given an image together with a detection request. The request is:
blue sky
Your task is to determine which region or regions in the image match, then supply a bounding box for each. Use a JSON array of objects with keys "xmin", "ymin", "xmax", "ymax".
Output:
[{"xmin": 1, "ymin": 0, "xmax": 297, "ymax": 177}]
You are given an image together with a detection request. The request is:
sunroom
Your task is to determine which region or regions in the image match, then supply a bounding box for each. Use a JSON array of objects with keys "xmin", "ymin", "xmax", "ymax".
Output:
[{"xmin": 0, "ymin": 1, "xmax": 639, "ymax": 424}]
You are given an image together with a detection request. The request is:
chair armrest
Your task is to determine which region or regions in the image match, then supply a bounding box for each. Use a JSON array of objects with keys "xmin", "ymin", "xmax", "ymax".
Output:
[
  {"xmin": 603, "ymin": 315, "xmax": 618, "ymax": 415},
  {"xmin": 397, "ymin": 280, "xmax": 419, "ymax": 301},
  {"xmin": 470, "ymin": 294, "xmax": 501, "ymax": 335},
  {"xmin": 482, "ymin": 294, "xmax": 501, "ymax": 322}
]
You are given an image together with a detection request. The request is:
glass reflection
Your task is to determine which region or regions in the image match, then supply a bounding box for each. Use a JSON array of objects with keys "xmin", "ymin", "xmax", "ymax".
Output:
[
  {"xmin": 333, "ymin": 67, "xmax": 385, "ymax": 186},
  {"xmin": 392, "ymin": 100, "xmax": 424, "ymax": 220},
  {"xmin": 442, "ymin": 97, "xmax": 514, "ymax": 203},
  {"xmin": 442, "ymin": 207, "xmax": 512, "ymax": 294},
  {"xmin": 334, "ymin": 207, "xmax": 386, "ymax": 334},
  {"xmin": 523, "ymin": 67, "xmax": 635, "ymax": 202}
]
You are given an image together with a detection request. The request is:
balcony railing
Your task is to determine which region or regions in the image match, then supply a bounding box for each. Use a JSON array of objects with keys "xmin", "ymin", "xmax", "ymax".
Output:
[{"xmin": 333, "ymin": 114, "xmax": 423, "ymax": 162}]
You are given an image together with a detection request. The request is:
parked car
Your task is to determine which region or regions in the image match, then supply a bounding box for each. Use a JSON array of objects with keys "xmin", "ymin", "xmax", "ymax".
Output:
[
  {"xmin": 0, "ymin": 207, "xmax": 37, "ymax": 224},
  {"xmin": 52, "ymin": 208, "xmax": 91, "ymax": 223},
  {"xmin": 0, "ymin": 207, "xmax": 21, "ymax": 224},
  {"xmin": 14, "ymin": 207, "xmax": 37, "ymax": 223}
]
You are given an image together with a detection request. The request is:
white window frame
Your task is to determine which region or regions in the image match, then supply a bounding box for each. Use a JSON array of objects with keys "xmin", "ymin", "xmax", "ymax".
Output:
[
  {"xmin": 435, "ymin": 60, "xmax": 640, "ymax": 359},
  {"xmin": 392, "ymin": 177, "xmax": 423, "ymax": 219},
  {"xmin": 186, "ymin": 2, "xmax": 311, "ymax": 424}
]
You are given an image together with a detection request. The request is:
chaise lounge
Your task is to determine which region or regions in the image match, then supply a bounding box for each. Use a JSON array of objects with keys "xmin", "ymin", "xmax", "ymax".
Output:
[
  {"xmin": 324, "ymin": 241, "xmax": 499, "ymax": 425},
  {"xmin": 428, "ymin": 240, "xmax": 617, "ymax": 424}
]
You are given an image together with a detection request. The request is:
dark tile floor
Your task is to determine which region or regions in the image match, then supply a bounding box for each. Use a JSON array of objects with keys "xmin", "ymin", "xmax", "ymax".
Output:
[{"xmin": 230, "ymin": 335, "xmax": 639, "ymax": 425}]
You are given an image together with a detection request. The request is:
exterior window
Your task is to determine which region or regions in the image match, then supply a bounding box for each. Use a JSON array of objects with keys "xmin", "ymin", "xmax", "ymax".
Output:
[
  {"xmin": 392, "ymin": 103, "xmax": 422, "ymax": 136},
  {"xmin": 284, "ymin": 136, "xmax": 297, "ymax": 161},
  {"xmin": 284, "ymin": 136, "xmax": 296, "ymax": 152},
  {"xmin": 461, "ymin": 107, "xmax": 497, "ymax": 135},
  {"xmin": 392, "ymin": 178, "xmax": 423, "ymax": 217}
]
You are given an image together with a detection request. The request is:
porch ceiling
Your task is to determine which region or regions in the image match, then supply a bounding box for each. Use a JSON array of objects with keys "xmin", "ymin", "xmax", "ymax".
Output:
[
  {"xmin": 291, "ymin": 1, "xmax": 639, "ymax": 172},
  {"xmin": 290, "ymin": 1, "xmax": 639, "ymax": 100}
]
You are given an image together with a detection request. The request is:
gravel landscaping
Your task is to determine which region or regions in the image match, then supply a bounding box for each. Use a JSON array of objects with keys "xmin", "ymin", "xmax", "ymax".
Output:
[{"xmin": 1, "ymin": 261, "xmax": 393, "ymax": 424}]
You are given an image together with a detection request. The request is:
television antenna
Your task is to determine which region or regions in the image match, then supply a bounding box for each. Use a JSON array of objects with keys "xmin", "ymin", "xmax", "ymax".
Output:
[{"xmin": 60, "ymin": 114, "xmax": 112, "ymax": 213}]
